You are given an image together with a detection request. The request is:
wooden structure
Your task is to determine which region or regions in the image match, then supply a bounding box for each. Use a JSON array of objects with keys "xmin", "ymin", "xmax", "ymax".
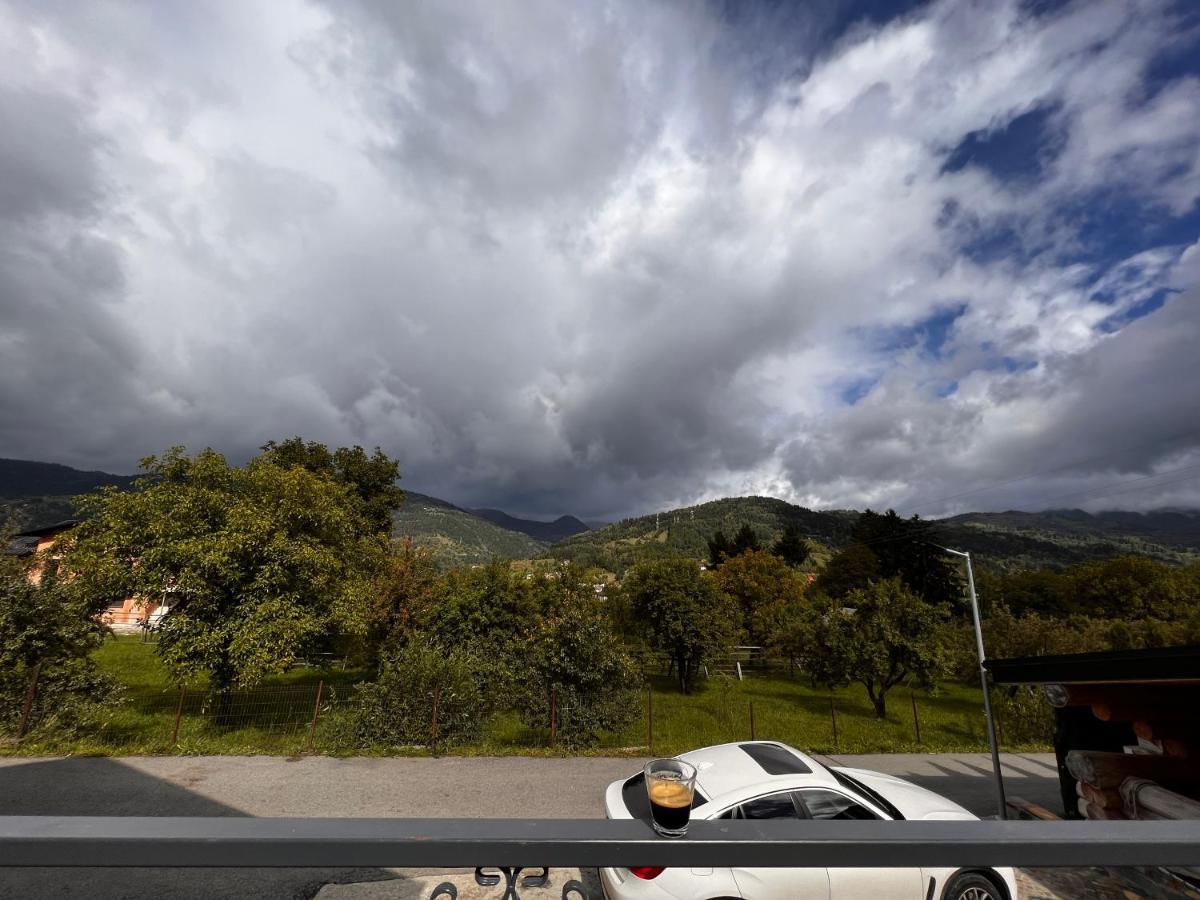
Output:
[
  {"xmin": 987, "ymin": 646, "xmax": 1200, "ymax": 822},
  {"xmin": 989, "ymin": 647, "xmax": 1200, "ymax": 892}
]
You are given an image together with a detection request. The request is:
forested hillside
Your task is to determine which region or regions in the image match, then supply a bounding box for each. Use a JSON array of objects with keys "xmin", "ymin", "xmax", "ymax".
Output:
[
  {"xmin": 391, "ymin": 492, "xmax": 546, "ymax": 568},
  {"xmin": 548, "ymin": 497, "xmax": 859, "ymax": 573},
  {"xmin": 5, "ymin": 455, "xmax": 1199, "ymax": 574},
  {"xmin": 0, "ymin": 458, "xmax": 139, "ymax": 533},
  {"xmin": 940, "ymin": 509, "xmax": 1200, "ymax": 568},
  {"xmin": 550, "ymin": 496, "xmax": 1200, "ymax": 574}
]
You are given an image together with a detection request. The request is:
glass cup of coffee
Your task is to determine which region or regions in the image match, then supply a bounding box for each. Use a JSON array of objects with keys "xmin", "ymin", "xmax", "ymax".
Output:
[{"xmin": 644, "ymin": 758, "xmax": 698, "ymax": 838}]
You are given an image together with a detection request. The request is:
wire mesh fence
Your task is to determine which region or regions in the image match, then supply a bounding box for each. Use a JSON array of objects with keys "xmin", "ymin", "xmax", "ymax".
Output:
[{"xmin": 6, "ymin": 643, "xmax": 1005, "ymax": 756}]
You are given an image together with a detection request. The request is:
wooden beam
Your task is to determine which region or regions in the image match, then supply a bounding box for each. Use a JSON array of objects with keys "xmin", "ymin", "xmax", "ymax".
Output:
[
  {"xmin": 1077, "ymin": 798, "xmax": 1126, "ymax": 820},
  {"xmin": 1005, "ymin": 796, "xmax": 1060, "ymax": 821},
  {"xmin": 1121, "ymin": 778, "xmax": 1200, "ymax": 821},
  {"xmin": 1065, "ymin": 750, "xmax": 1200, "ymax": 789}
]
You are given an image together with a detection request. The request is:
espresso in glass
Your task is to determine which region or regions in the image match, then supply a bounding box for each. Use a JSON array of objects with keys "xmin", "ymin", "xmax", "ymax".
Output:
[{"xmin": 644, "ymin": 759, "xmax": 698, "ymax": 838}]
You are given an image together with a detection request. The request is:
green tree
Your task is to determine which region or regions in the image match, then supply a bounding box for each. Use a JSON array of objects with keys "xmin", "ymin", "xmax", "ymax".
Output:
[
  {"xmin": 851, "ymin": 510, "xmax": 961, "ymax": 605},
  {"xmin": 732, "ymin": 523, "xmax": 762, "ymax": 556},
  {"xmin": 367, "ymin": 538, "xmax": 447, "ymax": 657},
  {"xmin": 706, "ymin": 530, "xmax": 732, "ymax": 569},
  {"xmin": 1066, "ymin": 556, "xmax": 1187, "ymax": 620},
  {"xmin": 806, "ymin": 578, "xmax": 948, "ymax": 718},
  {"xmin": 714, "ymin": 549, "xmax": 808, "ymax": 645},
  {"xmin": 516, "ymin": 582, "xmax": 640, "ymax": 747},
  {"xmin": 771, "ymin": 523, "xmax": 811, "ymax": 568},
  {"xmin": 813, "ymin": 543, "xmax": 881, "ymax": 599},
  {"xmin": 260, "ymin": 437, "xmax": 404, "ymax": 536},
  {"xmin": 427, "ymin": 560, "xmax": 541, "ymax": 688},
  {"xmin": 62, "ymin": 447, "xmax": 384, "ymax": 713},
  {"xmin": 624, "ymin": 559, "xmax": 739, "ymax": 693}
]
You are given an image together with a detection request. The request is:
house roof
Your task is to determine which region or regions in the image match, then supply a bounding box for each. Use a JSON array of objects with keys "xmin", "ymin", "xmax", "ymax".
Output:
[
  {"xmin": 13, "ymin": 520, "xmax": 78, "ymax": 538},
  {"xmin": 4, "ymin": 535, "xmax": 40, "ymax": 557},
  {"xmin": 985, "ymin": 645, "xmax": 1200, "ymax": 686},
  {"xmin": 3, "ymin": 520, "xmax": 77, "ymax": 556}
]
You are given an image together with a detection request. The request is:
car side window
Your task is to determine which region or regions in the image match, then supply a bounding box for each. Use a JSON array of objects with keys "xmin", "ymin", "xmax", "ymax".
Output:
[
  {"xmin": 797, "ymin": 788, "xmax": 879, "ymax": 820},
  {"xmin": 717, "ymin": 791, "xmax": 802, "ymax": 820}
]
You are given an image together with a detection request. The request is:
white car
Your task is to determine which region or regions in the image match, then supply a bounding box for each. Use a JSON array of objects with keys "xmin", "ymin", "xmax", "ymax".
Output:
[{"xmin": 601, "ymin": 741, "xmax": 1017, "ymax": 900}]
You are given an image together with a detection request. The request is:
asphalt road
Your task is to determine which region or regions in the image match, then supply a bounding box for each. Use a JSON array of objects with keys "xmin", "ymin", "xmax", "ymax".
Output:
[{"xmin": 0, "ymin": 753, "xmax": 1062, "ymax": 899}]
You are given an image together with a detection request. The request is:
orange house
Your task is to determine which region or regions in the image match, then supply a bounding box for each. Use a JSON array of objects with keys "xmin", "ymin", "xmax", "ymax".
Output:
[{"xmin": 5, "ymin": 521, "xmax": 170, "ymax": 632}]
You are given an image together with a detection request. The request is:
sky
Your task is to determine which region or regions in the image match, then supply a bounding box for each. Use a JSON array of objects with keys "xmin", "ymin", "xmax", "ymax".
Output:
[{"xmin": 1, "ymin": 0, "xmax": 1199, "ymax": 522}]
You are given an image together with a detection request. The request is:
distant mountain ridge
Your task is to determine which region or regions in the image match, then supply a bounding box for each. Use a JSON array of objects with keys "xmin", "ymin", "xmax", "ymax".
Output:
[
  {"xmin": 1, "ymin": 458, "xmax": 139, "ymax": 533},
  {"xmin": 471, "ymin": 508, "xmax": 590, "ymax": 542},
  {"xmin": 0, "ymin": 458, "xmax": 137, "ymax": 499},
  {"xmin": 550, "ymin": 496, "xmax": 1200, "ymax": 574},
  {"xmin": 4, "ymin": 458, "xmax": 1199, "ymax": 572},
  {"xmin": 943, "ymin": 508, "xmax": 1200, "ymax": 549}
]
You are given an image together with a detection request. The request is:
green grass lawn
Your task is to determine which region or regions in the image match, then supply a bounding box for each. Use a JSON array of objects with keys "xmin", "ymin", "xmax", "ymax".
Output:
[{"xmin": 7, "ymin": 637, "xmax": 1048, "ymax": 757}]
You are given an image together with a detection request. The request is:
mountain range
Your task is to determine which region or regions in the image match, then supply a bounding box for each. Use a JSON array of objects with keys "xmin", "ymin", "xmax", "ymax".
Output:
[
  {"xmin": 471, "ymin": 507, "xmax": 590, "ymax": 543},
  {"xmin": 3, "ymin": 458, "xmax": 1199, "ymax": 572}
]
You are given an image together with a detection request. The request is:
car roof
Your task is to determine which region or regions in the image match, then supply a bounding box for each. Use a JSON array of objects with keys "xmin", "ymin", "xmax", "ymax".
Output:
[{"xmin": 677, "ymin": 741, "xmax": 841, "ymax": 805}]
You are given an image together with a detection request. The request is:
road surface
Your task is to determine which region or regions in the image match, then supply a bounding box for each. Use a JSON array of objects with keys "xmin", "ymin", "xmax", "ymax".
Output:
[{"xmin": 0, "ymin": 753, "xmax": 1062, "ymax": 899}]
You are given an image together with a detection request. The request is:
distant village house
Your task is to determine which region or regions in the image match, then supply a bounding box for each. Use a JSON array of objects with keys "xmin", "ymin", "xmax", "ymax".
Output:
[{"xmin": 4, "ymin": 520, "xmax": 171, "ymax": 632}]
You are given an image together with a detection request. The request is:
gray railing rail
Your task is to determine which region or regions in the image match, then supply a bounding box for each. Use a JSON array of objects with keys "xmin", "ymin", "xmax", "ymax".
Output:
[{"xmin": 2, "ymin": 817, "xmax": 1199, "ymax": 869}]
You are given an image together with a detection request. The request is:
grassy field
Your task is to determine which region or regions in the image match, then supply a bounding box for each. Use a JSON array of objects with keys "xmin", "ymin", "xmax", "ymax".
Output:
[{"xmin": 7, "ymin": 636, "xmax": 1049, "ymax": 757}]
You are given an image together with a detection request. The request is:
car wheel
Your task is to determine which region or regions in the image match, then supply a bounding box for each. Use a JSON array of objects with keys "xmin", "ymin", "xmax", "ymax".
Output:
[{"xmin": 944, "ymin": 871, "xmax": 1004, "ymax": 900}]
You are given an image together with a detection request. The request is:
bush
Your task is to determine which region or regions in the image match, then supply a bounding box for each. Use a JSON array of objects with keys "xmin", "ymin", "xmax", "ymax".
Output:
[
  {"xmin": 347, "ymin": 642, "xmax": 489, "ymax": 749},
  {"xmin": 993, "ymin": 685, "xmax": 1055, "ymax": 747},
  {"xmin": 515, "ymin": 594, "xmax": 641, "ymax": 747},
  {"xmin": 0, "ymin": 567, "xmax": 116, "ymax": 739}
]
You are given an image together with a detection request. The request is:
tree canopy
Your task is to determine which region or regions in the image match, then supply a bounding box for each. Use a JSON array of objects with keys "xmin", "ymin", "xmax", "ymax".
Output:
[
  {"xmin": 624, "ymin": 558, "xmax": 740, "ymax": 693},
  {"xmin": 260, "ymin": 437, "xmax": 404, "ymax": 536},
  {"xmin": 706, "ymin": 523, "xmax": 763, "ymax": 568},
  {"xmin": 771, "ymin": 523, "xmax": 811, "ymax": 568},
  {"xmin": 802, "ymin": 578, "xmax": 949, "ymax": 718},
  {"xmin": 850, "ymin": 510, "xmax": 962, "ymax": 605},
  {"xmin": 62, "ymin": 446, "xmax": 386, "ymax": 695},
  {"xmin": 714, "ymin": 549, "xmax": 809, "ymax": 645}
]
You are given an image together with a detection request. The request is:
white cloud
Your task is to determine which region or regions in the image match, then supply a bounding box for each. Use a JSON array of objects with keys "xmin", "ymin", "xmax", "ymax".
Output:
[{"xmin": 0, "ymin": 0, "xmax": 1198, "ymax": 519}]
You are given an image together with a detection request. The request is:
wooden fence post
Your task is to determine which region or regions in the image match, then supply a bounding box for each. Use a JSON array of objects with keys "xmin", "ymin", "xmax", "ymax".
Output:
[
  {"xmin": 306, "ymin": 680, "xmax": 324, "ymax": 752},
  {"xmin": 911, "ymin": 692, "xmax": 922, "ymax": 745},
  {"xmin": 749, "ymin": 702, "xmax": 756, "ymax": 741},
  {"xmin": 431, "ymin": 685, "xmax": 440, "ymax": 749},
  {"xmin": 549, "ymin": 687, "xmax": 558, "ymax": 747},
  {"xmin": 829, "ymin": 696, "xmax": 839, "ymax": 750},
  {"xmin": 646, "ymin": 687, "xmax": 653, "ymax": 754},
  {"xmin": 17, "ymin": 663, "xmax": 42, "ymax": 740},
  {"xmin": 171, "ymin": 686, "xmax": 186, "ymax": 745}
]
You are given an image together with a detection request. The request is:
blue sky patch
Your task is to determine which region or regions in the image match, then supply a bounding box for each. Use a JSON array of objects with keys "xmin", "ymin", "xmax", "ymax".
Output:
[
  {"xmin": 840, "ymin": 375, "xmax": 880, "ymax": 405},
  {"xmin": 942, "ymin": 103, "xmax": 1064, "ymax": 185}
]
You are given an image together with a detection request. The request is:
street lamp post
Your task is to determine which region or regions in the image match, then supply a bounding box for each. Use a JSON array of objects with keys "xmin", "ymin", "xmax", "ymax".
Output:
[{"xmin": 938, "ymin": 546, "xmax": 1008, "ymax": 819}]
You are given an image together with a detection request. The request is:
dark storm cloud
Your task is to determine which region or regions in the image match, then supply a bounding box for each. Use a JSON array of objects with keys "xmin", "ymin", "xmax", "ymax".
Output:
[{"xmin": 1, "ymin": 0, "xmax": 1198, "ymax": 519}]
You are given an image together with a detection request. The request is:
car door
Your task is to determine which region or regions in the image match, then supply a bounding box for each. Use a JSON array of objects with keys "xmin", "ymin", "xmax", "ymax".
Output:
[
  {"xmin": 795, "ymin": 787, "xmax": 923, "ymax": 899},
  {"xmin": 719, "ymin": 791, "xmax": 830, "ymax": 900}
]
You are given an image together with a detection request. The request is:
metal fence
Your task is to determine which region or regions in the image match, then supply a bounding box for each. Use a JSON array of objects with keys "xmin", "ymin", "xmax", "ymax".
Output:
[{"xmin": 158, "ymin": 682, "xmax": 335, "ymax": 749}]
